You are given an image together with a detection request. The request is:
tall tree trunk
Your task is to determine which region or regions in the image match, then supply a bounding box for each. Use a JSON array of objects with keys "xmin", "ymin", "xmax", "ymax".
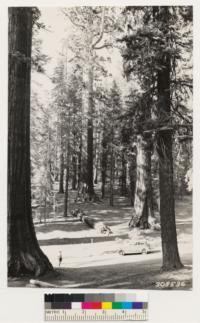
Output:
[
  {"xmin": 121, "ymin": 150, "xmax": 127, "ymax": 196},
  {"xmin": 8, "ymin": 7, "xmax": 53, "ymax": 277},
  {"xmin": 109, "ymin": 131, "xmax": 115, "ymax": 206},
  {"xmin": 47, "ymin": 118, "xmax": 53, "ymax": 192},
  {"xmin": 64, "ymin": 117, "xmax": 70, "ymax": 217},
  {"xmin": 58, "ymin": 122, "xmax": 64, "ymax": 193},
  {"xmin": 87, "ymin": 63, "xmax": 95, "ymax": 199},
  {"xmin": 72, "ymin": 153, "xmax": 77, "ymax": 190},
  {"xmin": 72, "ymin": 110, "xmax": 77, "ymax": 190},
  {"xmin": 77, "ymin": 80, "xmax": 83, "ymax": 191},
  {"xmin": 137, "ymin": 142, "xmax": 153, "ymax": 229},
  {"xmin": 59, "ymin": 152, "xmax": 64, "ymax": 193},
  {"xmin": 147, "ymin": 146, "xmax": 154, "ymax": 219},
  {"xmin": 77, "ymin": 133, "xmax": 82, "ymax": 191},
  {"xmin": 157, "ymin": 7, "xmax": 182, "ymax": 270},
  {"xmin": 101, "ymin": 128, "xmax": 108, "ymax": 199},
  {"xmin": 94, "ymin": 130, "xmax": 100, "ymax": 185},
  {"xmin": 128, "ymin": 150, "xmax": 137, "ymax": 206}
]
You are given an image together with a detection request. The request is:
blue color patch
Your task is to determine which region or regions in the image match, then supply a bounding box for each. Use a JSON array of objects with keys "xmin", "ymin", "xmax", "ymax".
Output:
[{"xmin": 132, "ymin": 302, "xmax": 143, "ymax": 309}]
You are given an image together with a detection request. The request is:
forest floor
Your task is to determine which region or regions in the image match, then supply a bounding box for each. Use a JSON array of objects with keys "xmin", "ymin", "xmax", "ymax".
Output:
[{"xmin": 8, "ymin": 193, "xmax": 192, "ymax": 290}]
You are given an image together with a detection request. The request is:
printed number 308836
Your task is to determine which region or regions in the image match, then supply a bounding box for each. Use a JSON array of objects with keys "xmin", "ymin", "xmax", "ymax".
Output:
[{"xmin": 155, "ymin": 281, "xmax": 186, "ymax": 288}]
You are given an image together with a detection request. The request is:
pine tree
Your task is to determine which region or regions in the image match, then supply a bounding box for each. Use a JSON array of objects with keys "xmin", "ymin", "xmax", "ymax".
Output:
[{"xmin": 120, "ymin": 6, "xmax": 192, "ymax": 269}]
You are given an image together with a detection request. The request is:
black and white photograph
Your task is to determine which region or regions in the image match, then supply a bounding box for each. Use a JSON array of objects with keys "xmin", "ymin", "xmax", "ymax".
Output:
[{"xmin": 8, "ymin": 6, "xmax": 193, "ymax": 289}]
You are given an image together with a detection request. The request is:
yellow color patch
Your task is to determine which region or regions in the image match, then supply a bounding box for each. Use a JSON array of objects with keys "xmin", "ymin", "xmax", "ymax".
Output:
[{"xmin": 102, "ymin": 302, "xmax": 112, "ymax": 310}]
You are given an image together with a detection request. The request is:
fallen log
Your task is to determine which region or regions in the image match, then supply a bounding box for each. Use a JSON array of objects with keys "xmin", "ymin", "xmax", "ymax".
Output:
[
  {"xmin": 80, "ymin": 215, "xmax": 112, "ymax": 235},
  {"xmin": 71, "ymin": 209, "xmax": 113, "ymax": 235},
  {"xmin": 29, "ymin": 279, "xmax": 59, "ymax": 288}
]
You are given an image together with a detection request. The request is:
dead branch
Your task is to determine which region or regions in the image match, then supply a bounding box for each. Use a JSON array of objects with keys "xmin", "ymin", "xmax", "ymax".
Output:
[{"xmin": 92, "ymin": 7, "xmax": 105, "ymax": 49}]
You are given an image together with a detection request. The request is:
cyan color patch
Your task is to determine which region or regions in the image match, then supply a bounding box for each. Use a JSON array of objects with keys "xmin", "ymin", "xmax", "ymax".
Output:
[{"xmin": 122, "ymin": 302, "xmax": 133, "ymax": 309}]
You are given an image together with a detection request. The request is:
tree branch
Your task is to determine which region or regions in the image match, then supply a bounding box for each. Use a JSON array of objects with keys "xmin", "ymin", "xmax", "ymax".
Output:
[
  {"xmin": 92, "ymin": 7, "xmax": 105, "ymax": 48},
  {"xmin": 61, "ymin": 9, "xmax": 86, "ymax": 30},
  {"xmin": 94, "ymin": 43, "xmax": 112, "ymax": 50}
]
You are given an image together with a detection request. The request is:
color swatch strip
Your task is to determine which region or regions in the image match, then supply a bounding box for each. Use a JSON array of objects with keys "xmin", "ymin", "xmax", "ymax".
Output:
[
  {"xmin": 45, "ymin": 294, "xmax": 148, "ymax": 310},
  {"xmin": 46, "ymin": 301, "xmax": 147, "ymax": 310}
]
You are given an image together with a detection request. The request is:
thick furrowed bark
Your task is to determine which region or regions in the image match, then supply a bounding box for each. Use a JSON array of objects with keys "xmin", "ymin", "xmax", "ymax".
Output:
[
  {"xmin": 156, "ymin": 9, "xmax": 183, "ymax": 270},
  {"xmin": 158, "ymin": 131, "xmax": 183, "ymax": 270},
  {"xmin": 8, "ymin": 7, "xmax": 53, "ymax": 277},
  {"xmin": 129, "ymin": 135, "xmax": 149, "ymax": 228}
]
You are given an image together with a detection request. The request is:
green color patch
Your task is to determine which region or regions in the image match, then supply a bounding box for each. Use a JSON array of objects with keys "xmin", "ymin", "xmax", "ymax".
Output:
[{"xmin": 112, "ymin": 302, "xmax": 123, "ymax": 309}]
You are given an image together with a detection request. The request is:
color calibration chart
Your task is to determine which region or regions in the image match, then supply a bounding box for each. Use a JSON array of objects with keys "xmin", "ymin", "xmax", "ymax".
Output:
[{"xmin": 44, "ymin": 293, "xmax": 148, "ymax": 321}]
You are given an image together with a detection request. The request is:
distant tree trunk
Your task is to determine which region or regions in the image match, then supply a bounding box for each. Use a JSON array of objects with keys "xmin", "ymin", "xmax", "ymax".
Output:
[
  {"xmin": 47, "ymin": 119, "xmax": 53, "ymax": 191},
  {"xmin": 94, "ymin": 130, "xmax": 100, "ymax": 185},
  {"xmin": 87, "ymin": 63, "xmax": 95, "ymax": 199},
  {"xmin": 58, "ymin": 125, "xmax": 64, "ymax": 193},
  {"xmin": 101, "ymin": 127, "xmax": 108, "ymax": 199},
  {"xmin": 128, "ymin": 150, "xmax": 137, "ymax": 206},
  {"xmin": 64, "ymin": 162, "xmax": 70, "ymax": 217},
  {"xmin": 109, "ymin": 130, "xmax": 115, "ymax": 206},
  {"xmin": 156, "ymin": 6, "xmax": 182, "ymax": 270},
  {"xmin": 71, "ymin": 112, "xmax": 77, "ymax": 190},
  {"xmin": 121, "ymin": 150, "xmax": 127, "ymax": 196},
  {"xmin": 64, "ymin": 119, "xmax": 70, "ymax": 217},
  {"xmin": 8, "ymin": 7, "xmax": 53, "ymax": 277},
  {"xmin": 147, "ymin": 147, "xmax": 154, "ymax": 218},
  {"xmin": 72, "ymin": 153, "xmax": 77, "ymax": 190},
  {"xmin": 152, "ymin": 152, "xmax": 160, "ymax": 212},
  {"xmin": 77, "ymin": 84, "xmax": 83, "ymax": 191},
  {"xmin": 109, "ymin": 153, "xmax": 115, "ymax": 207},
  {"xmin": 77, "ymin": 133, "xmax": 82, "ymax": 190}
]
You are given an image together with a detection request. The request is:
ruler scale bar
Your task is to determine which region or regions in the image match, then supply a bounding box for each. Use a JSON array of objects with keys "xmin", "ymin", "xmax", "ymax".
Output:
[{"xmin": 45, "ymin": 309, "xmax": 148, "ymax": 321}]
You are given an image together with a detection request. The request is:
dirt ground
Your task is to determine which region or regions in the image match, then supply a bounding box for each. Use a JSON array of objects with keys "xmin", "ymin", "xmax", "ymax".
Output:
[{"xmin": 8, "ymin": 194, "xmax": 192, "ymax": 289}]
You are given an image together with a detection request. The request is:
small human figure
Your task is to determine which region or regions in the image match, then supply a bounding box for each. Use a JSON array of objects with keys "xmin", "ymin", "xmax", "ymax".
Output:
[{"xmin": 58, "ymin": 251, "xmax": 62, "ymax": 267}]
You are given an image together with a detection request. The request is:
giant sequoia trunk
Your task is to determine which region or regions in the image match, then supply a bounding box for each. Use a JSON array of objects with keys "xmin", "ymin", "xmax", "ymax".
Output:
[
  {"xmin": 137, "ymin": 139, "xmax": 154, "ymax": 228},
  {"xmin": 129, "ymin": 135, "xmax": 149, "ymax": 228},
  {"xmin": 8, "ymin": 7, "xmax": 53, "ymax": 277},
  {"xmin": 157, "ymin": 8, "xmax": 182, "ymax": 270}
]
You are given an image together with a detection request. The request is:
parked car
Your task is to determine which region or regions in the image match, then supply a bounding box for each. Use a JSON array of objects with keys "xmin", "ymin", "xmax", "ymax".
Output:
[{"xmin": 118, "ymin": 239, "xmax": 151, "ymax": 255}]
